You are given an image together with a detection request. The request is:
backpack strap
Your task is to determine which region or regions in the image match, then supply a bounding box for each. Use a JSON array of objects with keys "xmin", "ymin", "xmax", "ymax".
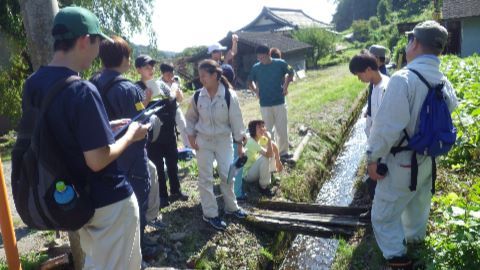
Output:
[
  {"xmin": 388, "ymin": 69, "xmax": 440, "ymax": 194},
  {"xmin": 41, "ymin": 75, "xmax": 81, "ymax": 114},
  {"xmin": 91, "ymin": 75, "xmax": 129, "ymax": 119},
  {"xmin": 408, "ymin": 68, "xmax": 432, "ymax": 89},
  {"xmin": 193, "ymin": 86, "xmax": 231, "ymax": 109}
]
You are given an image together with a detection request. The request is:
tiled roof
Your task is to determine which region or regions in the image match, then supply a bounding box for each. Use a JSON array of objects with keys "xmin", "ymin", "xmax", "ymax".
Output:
[
  {"xmin": 268, "ymin": 7, "xmax": 330, "ymax": 28},
  {"xmin": 442, "ymin": 0, "xmax": 480, "ymax": 19},
  {"xmin": 234, "ymin": 32, "xmax": 312, "ymax": 53}
]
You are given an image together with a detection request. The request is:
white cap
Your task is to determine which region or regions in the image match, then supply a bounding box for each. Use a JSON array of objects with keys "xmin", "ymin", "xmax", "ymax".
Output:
[{"xmin": 207, "ymin": 42, "xmax": 227, "ymax": 54}]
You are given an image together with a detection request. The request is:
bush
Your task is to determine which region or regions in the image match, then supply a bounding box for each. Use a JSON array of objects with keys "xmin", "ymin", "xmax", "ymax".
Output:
[
  {"xmin": 351, "ymin": 20, "xmax": 370, "ymax": 43},
  {"xmin": 440, "ymin": 54, "xmax": 480, "ymax": 173},
  {"xmin": 0, "ymin": 53, "xmax": 30, "ymax": 126}
]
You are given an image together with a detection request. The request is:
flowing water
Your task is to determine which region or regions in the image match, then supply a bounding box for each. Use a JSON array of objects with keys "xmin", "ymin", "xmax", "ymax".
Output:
[{"xmin": 280, "ymin": 109, "xmax": 367, "ymax": 270}]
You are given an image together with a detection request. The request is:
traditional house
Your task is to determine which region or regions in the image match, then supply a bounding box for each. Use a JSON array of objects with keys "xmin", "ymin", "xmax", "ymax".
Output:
[
  {"xmin": 186, "ymin": 7, "xmax": 331, "ymax": 87},
  {"xmin": 442, "ymin": 0, "xmax": 480, "ymax": 57}
]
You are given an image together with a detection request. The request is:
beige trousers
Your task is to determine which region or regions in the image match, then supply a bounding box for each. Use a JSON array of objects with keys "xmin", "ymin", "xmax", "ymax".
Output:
[
  {"xmin": 196, "ymin": 135, "xmax": 239, "ymax": 218},
  {"xmin": 78, "ymin": 194, "xmax": 141, "ymax": 270},
  {"xmin": 146, "ymin": 159, "xmax": 160, "ymax": 222},
  {"xmin": 260, "ymin": 103, "xmax": 289, "ymax": 155},
  {"xmin": 244, "ymin": 156, "xmax": 275, "ymax": 188}
]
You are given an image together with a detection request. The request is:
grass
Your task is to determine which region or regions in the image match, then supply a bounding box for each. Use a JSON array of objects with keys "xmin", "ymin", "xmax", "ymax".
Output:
[
  {"xmin": 0, "ymin": 130, "xmax": 15, "ymax": 161},
  {"xmin": 0, "ymin": 251, "xmax": 49, "ymax": 270}
]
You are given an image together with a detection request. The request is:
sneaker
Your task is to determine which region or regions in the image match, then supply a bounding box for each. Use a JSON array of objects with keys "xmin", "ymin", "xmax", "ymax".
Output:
[
  {"xmin": 386, "ymin": 255, "xmax": 412, "ymax": 269},
  {"xmin": 146, "ymin": 217, "xmax": 167, "ymax": 230},
  {"xmin": 159, "ymin": 197, "xmax": 170, "ymax": 209},
  {"xmin": 170, "ymin": 191, "xmax": 189, "ymax": 202},
  {"xmin": 259, "ymin": 187, "xmax": 275, "ymax": 197},
  {"xmin": 202, "ymin": 215, "xmax": 227, "ymax": 231},
  {"xmin": 225, "ymin": 208, "xmax": 248, "ymax": 219}
]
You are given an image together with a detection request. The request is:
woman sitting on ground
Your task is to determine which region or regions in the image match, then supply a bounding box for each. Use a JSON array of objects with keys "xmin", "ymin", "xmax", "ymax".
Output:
[{"xmin": 243, "ymin": 120, "xmax": 283, "ymax": 197}]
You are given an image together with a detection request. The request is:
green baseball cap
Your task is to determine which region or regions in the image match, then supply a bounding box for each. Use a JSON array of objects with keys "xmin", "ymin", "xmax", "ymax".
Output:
[
  {"xmin": 406, "ymin": 20, "xmax": 448, "ymax": 50},
  {"xmin": 52, "ymin": 6, "xmax": 113, "ymax": 42}
]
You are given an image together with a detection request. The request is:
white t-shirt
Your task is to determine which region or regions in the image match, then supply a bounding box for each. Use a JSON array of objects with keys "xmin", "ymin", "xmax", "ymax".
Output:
[{"xmin": 365, "ymin": 74, "xmax": 390, "ymax": 137}]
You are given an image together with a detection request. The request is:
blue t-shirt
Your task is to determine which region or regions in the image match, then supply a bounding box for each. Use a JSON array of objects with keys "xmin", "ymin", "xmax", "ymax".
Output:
[
  {"xmin": 247, "ymin": 59, "xmax": 294, "ymax": 107},
  {"xmin": 94, "ymin": 70, "xmax": 149, "ymax": 181},
  {"xmin": 23, "ymin": 66, "xmax": 133, "ymax": 208}
]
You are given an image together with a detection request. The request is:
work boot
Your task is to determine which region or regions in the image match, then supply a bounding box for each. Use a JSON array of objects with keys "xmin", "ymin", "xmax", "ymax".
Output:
[{"xmin": 146, "ymin": 217, "xmax": 167, "ymax": 230}]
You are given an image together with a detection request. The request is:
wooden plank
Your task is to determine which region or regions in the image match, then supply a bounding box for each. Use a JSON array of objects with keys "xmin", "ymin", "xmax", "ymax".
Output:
[
  {"xmin": 253, "ymin": 209, "xmax": 370, "ymax": 227},
  {"xmin": 256, "ymin": 200, "xmax": 368, "ymax": 216},
  {"xmin": 245, "ymin": 215, "xmax": 355, "ymax": 238}
]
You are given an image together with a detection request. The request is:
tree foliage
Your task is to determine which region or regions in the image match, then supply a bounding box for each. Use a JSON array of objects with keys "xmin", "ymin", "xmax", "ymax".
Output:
[
  {"xmin": 377, "ymin": 0, "xmax": 392, "ymax": 24},
  {"xmin": 332, "ymin": 0, "xmax": 379, "ymax": 31},
  {"xmin": 0, "ymin": 0, "xmax": 156, "ymax": 46},
  {"xmin": 292, "ymin": 27, "xmax": 336, "ymax": 69}
]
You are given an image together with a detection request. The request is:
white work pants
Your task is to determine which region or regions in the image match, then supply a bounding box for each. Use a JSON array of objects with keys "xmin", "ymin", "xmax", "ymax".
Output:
[
  {"xmin": 371, "ymin": 153, "xmax": 433, "ymax": 259},
  {"xmin": 146, "ymin": 160, "xmax": 160, "ymax": 222},
  {"xmin": 244, "ymin": 156, "xmax": 274, "ymax": 188},
  {"xmin": 196, "ymin": 135, "xmax": 239, "ymax": 218}
]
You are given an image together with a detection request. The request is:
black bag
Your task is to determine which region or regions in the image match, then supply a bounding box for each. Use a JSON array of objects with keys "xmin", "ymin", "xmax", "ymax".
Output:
[{"xmin": 11, "ymin": 75, "xmax": 95, "ymax": 231}]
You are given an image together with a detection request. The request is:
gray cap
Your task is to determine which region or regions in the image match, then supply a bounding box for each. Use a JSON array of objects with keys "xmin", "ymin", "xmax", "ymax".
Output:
[
  {"xmin": 406, "ymin": 20, "xmax": 448, "ymax": 50},
  {"xmin": 369, "ymin": 45, "xmax": 387, "ymax": 58}
]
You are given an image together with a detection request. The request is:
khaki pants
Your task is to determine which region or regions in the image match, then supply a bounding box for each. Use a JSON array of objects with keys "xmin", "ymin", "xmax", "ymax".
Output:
[
  {"xmin": 244, "ymin": 156, "xmax": 274, "ymax": 189},
  {"xmin": 196, "ymin": 135, "xmax": 239, "ymax": 218},
  {"xmin": 146, "ymin": 159, "xmax": 160, "ymax": 222},
  {"xmin": 78, "ymin": 194, "xmax": 141, "ymax": 270},
  {"xmin": 260, "ymin": 103, "xmax": 289, "ymax": 155}
]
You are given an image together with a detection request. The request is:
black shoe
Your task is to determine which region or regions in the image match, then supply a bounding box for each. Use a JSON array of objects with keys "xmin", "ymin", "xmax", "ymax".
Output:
[
  {"xmin": 159, "ymin": 197, "xmax": 170, "ymax": 209},
  {"xmin": 280, "ymin": 153, "xmax": 293, "ymax": 162},
  {"xmin": 259, "ymin": 187, "xmax": 274, "ymax": 197},
  {"xmin": 170, "ymin": 191, "xmax": 189, "ymax": 202}
]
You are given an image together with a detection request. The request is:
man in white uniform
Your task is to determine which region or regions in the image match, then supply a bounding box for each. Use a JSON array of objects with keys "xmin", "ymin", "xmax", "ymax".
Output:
[{"xmin": 366, "ymin": 21, "xmax": 458, "ymax": 268}]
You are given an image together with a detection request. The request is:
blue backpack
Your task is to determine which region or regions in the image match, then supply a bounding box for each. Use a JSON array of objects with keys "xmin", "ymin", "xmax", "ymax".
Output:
[{"xmin": 391, "ymin": 69, "xmax": 456, "ymax": 193}]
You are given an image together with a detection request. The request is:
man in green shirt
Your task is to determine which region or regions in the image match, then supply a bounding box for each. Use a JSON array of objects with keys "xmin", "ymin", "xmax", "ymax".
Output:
[{"xmin": 247, "ymin": 45, "xmax": 294, "ymax": 159}]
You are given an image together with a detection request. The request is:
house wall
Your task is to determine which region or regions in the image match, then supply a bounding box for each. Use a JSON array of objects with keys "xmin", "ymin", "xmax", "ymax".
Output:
[{"xmin": 461, "ymin": 17, "xmax": 480, "ymax": 57}]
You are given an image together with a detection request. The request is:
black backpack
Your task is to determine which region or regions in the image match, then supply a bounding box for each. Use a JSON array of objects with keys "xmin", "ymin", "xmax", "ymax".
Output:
[
  {"xmin": 11, "ymin": 75, "xmax": 95, "ymax": 231},
  {"xmin": 193, "ymin": 86, "xmax": 230, "ymax": 109}
]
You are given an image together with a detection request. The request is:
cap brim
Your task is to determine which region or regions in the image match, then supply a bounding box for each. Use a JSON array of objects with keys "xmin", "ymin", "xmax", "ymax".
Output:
[
  {"xmin": 405, "ymin": 30, "xmax": 414, "ymax": 36},
  {"xmin": 98, "ymin": 32, "xmax": 114, "ymax": 43}
]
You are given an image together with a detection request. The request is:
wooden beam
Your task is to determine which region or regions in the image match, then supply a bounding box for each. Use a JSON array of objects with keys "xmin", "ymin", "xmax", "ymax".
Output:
[
  {"xmin": 253, "ymin": 209, "xmax": 370, "ymax": 227},
  {"xmin": 256, "ymin": 200, "xmax": 369, "ymax": 216}
]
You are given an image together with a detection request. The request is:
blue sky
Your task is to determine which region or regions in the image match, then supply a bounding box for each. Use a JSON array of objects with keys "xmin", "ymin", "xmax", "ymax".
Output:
[{"xmin": 132, "ymin": 0, "xmax": 336, "ymax": 52}]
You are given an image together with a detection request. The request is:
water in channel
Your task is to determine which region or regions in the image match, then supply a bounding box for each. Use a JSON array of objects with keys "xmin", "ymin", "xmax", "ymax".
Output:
[{"xmin": 280, "ymin": 108, "xmax": 367, "ymax": 270}]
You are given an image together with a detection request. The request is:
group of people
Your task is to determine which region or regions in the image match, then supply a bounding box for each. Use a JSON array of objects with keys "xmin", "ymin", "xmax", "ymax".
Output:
[
  {"xmin": 19, "ymin": 4, "xmax": 458, "ymax": 269},
  {"xmin": 21, "ymin": 6, "xmax": 296, "ymax": 269},
  {"xmin": 349, "ymin": 21, "xmax": 458, "ymax": 269}
]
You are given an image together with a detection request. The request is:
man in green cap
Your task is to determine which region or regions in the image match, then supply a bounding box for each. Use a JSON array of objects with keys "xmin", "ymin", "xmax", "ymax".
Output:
[
  {"xmin": 20, "ymin": 6, "xmax": 149, "ymax": 269},
  {"xmin": 366, "ymin": 20, "xmax": 458, "ymax": 268}
]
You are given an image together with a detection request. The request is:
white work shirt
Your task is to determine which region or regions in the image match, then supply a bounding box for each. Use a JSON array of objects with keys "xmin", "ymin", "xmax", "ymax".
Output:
[
  {"xmin": 366, "ymin": 74, "xmax": 390, "ymax": 137},
  {"xmin": 185, "ymin": 83, "xmax": 245, "ymax": 142}
]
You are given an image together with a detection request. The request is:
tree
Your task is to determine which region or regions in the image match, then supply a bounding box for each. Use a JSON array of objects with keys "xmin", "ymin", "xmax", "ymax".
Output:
[
  {"xmin": 293, "ymin": 28, "xmax": 337, "ymax": 69},
  {"xmin": 351, "ymin": 20, "xmax": 370, "ymax": 42},
  {"xmin": 377, "ymin": 0, "xmax": 392, "ymax": 24},
  {"xmin": 332, "ymin": 0, "xmax": 379, "ymax": 31}
]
